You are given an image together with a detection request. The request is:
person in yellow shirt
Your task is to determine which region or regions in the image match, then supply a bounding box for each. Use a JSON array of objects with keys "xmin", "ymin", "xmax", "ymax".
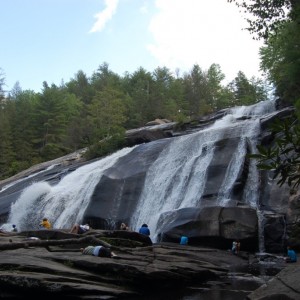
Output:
[{"xmin": 39, "ymin": 218, "xmax": 51, "ymax": 229}]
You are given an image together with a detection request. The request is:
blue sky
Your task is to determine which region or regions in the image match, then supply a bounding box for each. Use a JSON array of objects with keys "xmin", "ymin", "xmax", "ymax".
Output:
[{"xmin": 1, "ymin": 0, "xmax": 263, "ymax": 93}]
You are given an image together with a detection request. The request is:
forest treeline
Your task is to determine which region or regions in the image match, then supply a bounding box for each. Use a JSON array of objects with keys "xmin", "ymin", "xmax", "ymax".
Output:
[{"xmin": 0, "ymin": 63, "xmax": 269, "ymax": 180}]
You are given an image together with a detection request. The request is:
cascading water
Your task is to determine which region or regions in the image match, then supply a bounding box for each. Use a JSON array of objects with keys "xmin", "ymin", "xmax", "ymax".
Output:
[
  {"xmin": 4, "ymin": 146, "xmax": 136, "ymax": 231},
  {"xmin": 129, "ymin": 101, "xmax": 276, "ymax": 241},
  {"xmin": 257, "ymin": 210, "xmax": 266, "ymax": 253},
  {"xmin": 2, "ymin": 100, "xmax": 276, "ymax": 249}
]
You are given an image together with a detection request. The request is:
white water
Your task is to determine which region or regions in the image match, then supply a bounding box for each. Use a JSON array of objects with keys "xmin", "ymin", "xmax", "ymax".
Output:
[
  {"xmin": 0, "ymin": 164, "xmax": 57, "ymax": 193},
  {"xmin": 2, "ymin": 100, "xmax": 276, "ymax": 245},
  {"xmin": 3, "ymin": 146, "xmax": 136, "ymax": 231},
  {"xmin": 129, "ymin": 100, "xmax": 276, "ymax": 240}
]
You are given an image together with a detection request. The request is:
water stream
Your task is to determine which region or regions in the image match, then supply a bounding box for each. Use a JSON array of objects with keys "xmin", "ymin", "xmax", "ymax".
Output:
[{"xmin": 2, "ymin": 100, "xmax": 276, "ymax": 253}]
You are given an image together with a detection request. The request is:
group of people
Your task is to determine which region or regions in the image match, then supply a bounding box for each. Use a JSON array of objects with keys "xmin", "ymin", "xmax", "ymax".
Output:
[
  {"xmin": 79, "ymin": 222, "xmax": 150, "ymax": 260},
  {"xmin": 2, "ymin": 219, "xmax": 299, "ymax": 264},
  {"xmin": 119, "ymin": 222, "xmax": 151, "ymax": 236},
  {"xmin": 1, "ymin": 218, "xmax": 53, "ymax": 233},
  {"xmin": 4, "ymin": 218, "xmax": 150, "ymax": 237},
  {"xmin": 38, "ymin": 219, "xmax": 150, "ymax": 236},
  {"xmin": 38, "ymin": 218, "xmax": 90, "ymax": 234}
]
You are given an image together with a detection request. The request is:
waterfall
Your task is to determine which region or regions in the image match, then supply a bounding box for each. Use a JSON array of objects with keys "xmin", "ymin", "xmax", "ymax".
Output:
[
  {"xmin": 2, "ymin": 100, "xmax": 276, "ymax": 245},
  {"xmin": 130, "ymin": 100, "xmax": 276, "ymax": 240},
  {"xmin": 257, "ymin": 210, "xmax": 266, "ymax": 253},
  {"xmin": 4, "ymin": 146, "xmax": 136, "ymax": 231}
]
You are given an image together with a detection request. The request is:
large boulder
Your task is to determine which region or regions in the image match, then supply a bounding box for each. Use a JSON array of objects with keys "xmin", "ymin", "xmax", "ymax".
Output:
[{"xmin": 156, "ymin": 206, "xmax": 258, "ymax": 251}]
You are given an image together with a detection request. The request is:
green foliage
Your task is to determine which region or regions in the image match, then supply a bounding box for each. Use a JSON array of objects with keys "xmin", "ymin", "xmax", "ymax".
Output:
[
  {"xmin": 84, "ymin": 131, "xmax": 126, "ymax": 160},
  {"xmin": 86, "ymin": 87, "xmax": 127, "ymax": 144},
  {"xmin": 66, "ymin": 70, "xmax": 94, "ymax": 104},
  {"xmin": 0, "ymin": 57, "xmax": 270, "ymax": 180},
  {"xmin": 260, "ymin": 17, "xmax": 300, "ymax": 104},
  {"xmin": 227, "ymin": 0, "xmax": 293, "ymax": 40},
  {"xmin": 0, "ymin": 100, "xmax": 15, "ymax": 179},
  {"xmin": 228, "ymin": 71, "xmax": 267, "ymax": 106},
  {"xmin": 229, "ymin": 1, "xmax": 300, "ymax": 189},
  {"xmin": 0, "ymin": 68, "xmax": 5, "ymax": 101},
  {"xmin": 122, "ymin": 67, "xmax": 153, "ymax": 128},
  {"xmin": 250, "ymin": 115, "xmax": 300, "ymax": 188}
]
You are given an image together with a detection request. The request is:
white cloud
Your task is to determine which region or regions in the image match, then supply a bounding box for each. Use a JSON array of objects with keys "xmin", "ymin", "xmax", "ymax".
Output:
[
  {"xmin": 147, "ymin": 0, "xmax": 263, "ymax": 80},
  {"xmin": 139, "ymin": 1, "xmax": 149, "ymax": 14},
  {"xmin": 89, "ymin": 0, "xmax": 119, "ymax": 33}
]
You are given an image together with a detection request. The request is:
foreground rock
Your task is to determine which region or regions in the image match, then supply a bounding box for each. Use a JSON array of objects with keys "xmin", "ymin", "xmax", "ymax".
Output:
[
  {"xmin": 0, "ymin": 229, "xmax": 265, "ymax": 299},
  {"xmin": 246, "ymin": 263, "xmax": 300, "ymax": 300}
]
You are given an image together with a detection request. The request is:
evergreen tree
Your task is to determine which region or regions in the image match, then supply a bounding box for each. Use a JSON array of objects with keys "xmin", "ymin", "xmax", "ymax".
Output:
[
  {"xmin": 0, "ymin": 100, "xmax": 15, "ymax": 179},
  {"xmin": 91, "ymin": 62, "xmax": 122, "ymax": 91},
  {"xmin": 32, "ymin": 82, "xmax": 78, "ymax": 160},
  {"xmin": 122, "ymin": 67, "xmax": 153, "ymax": 128},
  {"xmin": 260, "ymin": 16, "xmax": 300, "ymax": 105},
  {"xmin": 150, "ymin": 66, "xmax": 175, "ymax": 120},
  {"xmin": 66, "ymin": 70, "xmax": 94, "ymax": 105},
  {"xmin": 8, "ymin": 89, "xmax": 39, "ymax": 170},
  {"xmin": 228, "ymin": 71, "xmax": 267, "ymax": 106},
  {"xmin": 183, "ymin": 64, "xmax": 215, "ymax": 118},
  {"xmin": 87, "ymin": 87, "xmax": 127, "ymax": 143}
]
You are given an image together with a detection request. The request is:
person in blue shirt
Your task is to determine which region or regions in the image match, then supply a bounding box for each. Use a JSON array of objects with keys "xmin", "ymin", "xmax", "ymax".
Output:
[
  {"xmin": 180, "ymin": 236, "xmax": 188, "ymax": 245},
  {"xmin": 139, "ymin": 224, "xmax": 150, "ymax": 236},
  {"xmin": 285, "ymin": 246, "xmax": 297, "ymax": 263}
]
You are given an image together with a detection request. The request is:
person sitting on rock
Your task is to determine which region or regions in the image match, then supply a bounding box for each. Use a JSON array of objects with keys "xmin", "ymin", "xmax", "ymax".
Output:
[
  {"xmin": 139, "ymin": 224, "xmax": 150, "ymax": 236},
  {"xmin": 120, "ymin": 223, "xmax": 129, "ymax": 230},
  {"xmin": 39, "ymin": 218, "xmax": 51, "ymax": 229},
  {"xmin": 232, "ymin": 240, "xmax": 237, "ymax": 254},
  {"xmin": 70, "ymin": 223, "xmax": 90, "ymax": 234},
  {"xmin": 12, "ymin": 224, "xmax": 18, "ymax": 232},
  {"xmin": 81, "ymin": 245, "xmax": 117, "ymax": 258},
  {"xmin": 285, "ymin": 246, "xmax": 297, "ymax": 263},
  {"xmin": 180, "ymin": 236, "xmax": 188, "ymax": 245}
]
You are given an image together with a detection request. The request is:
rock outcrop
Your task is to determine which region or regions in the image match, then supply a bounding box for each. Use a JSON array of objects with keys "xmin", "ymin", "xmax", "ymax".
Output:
[
  {"xmin": 247, "ymin": 263, "xmax": 300, "ymax": 300},
  {"xmin": 0, "ymin": 230, "xmax": 248, "ymax": 299},
  {"xmin": 1, "ymin": 229, "xmax": 298, "ymax": 299},
  {"xmin": 157, "ymin": 206, "xmax": 258, "ymax": 251}
]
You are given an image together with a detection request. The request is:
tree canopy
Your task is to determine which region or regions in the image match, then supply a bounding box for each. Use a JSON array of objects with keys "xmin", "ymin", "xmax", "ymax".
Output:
[
  {"xmin": 229, "ymin": 0, "xmax": 300, "ymax": 188},
  {"xmin": 0, "ymin": 61, "xmax": 267, "ymax": 180},
  {"xmin": 228, "ymin": 0, "xmax": 294, "ymax": 40}
]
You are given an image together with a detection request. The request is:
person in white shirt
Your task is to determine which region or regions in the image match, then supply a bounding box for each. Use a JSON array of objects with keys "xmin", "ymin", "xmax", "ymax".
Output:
[
  {"xmin": 81, "ymin": 245, "xmax": 117, "ymax": 258},
  {"xmin": 70, "ymin": 223, "xmax": 90, "ymax": 234}
]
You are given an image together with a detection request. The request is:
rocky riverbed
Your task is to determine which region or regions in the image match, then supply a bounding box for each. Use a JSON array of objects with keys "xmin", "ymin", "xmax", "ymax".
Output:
[{"xmin": 0, "ymin": 229, "xmax": 299, "ymax": 299}]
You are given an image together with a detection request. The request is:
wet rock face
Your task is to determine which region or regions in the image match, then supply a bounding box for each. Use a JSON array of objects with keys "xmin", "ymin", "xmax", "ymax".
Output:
[
  {"xmin": 83, "ymin": 135, "xmax": 255, "ymax": 246},
  {"xmin": 156, "ymin": 206, "xmax": 258, "ymax": 251},
  {"xmin": 201, "ymin": 137, "xmax": 249, "ymax": 203},
  {"xmin": 1, "ymin": 104, "xmax": 299, "ymax": 254},
  {"xmin": 84, "ymin": 140, "xmax": 171, "ymax": 228}
]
